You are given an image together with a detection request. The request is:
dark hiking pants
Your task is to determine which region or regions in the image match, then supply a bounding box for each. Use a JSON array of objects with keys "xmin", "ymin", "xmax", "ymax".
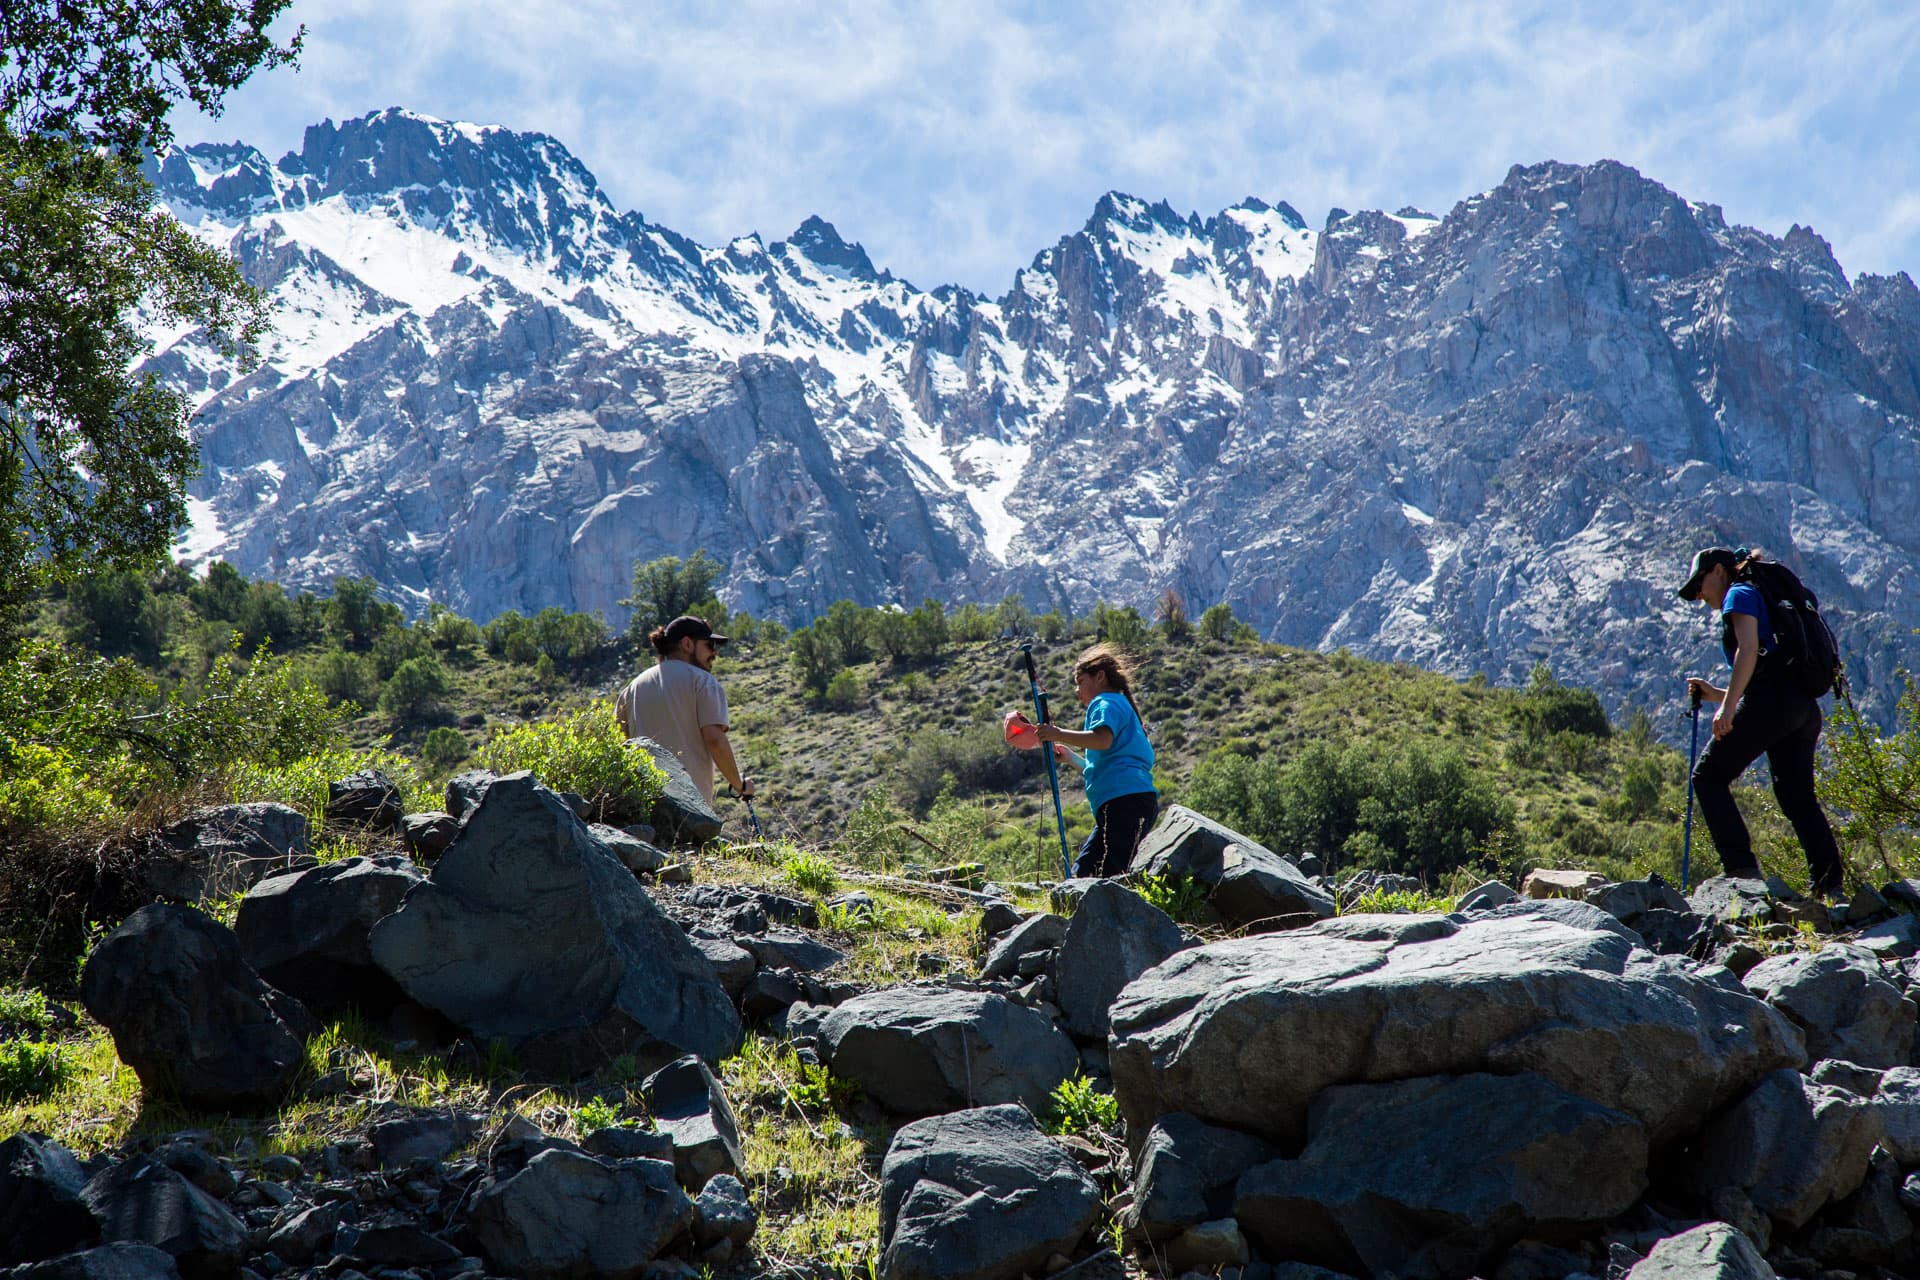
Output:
[
  {"xmin": 1074, "ymin": 791, "xmax": 1159, "ymax": 879},
  {"xmin": 1691, "ymin": 675, "xmax": 1842, "ymax": 888}
]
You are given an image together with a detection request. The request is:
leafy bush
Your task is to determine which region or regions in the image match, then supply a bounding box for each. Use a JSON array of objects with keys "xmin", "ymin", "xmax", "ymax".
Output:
[
  {"xmin": 893, "ymin": 723, "xmax": 1034, "ymax": 813},
  {"xmin": 1199, "ymin": 602, "xmax": 1237, "ymax": 641},
  {"xmin": 1517, "ymin": 663, "xmax": 1611, "ymax": 739},
  {"xmin": 0, "ymin": 987, "xmax": 52, "ymax": 1033},
  {"xmin": 380, "ymin": 654, "xmax": 451, "ymax": 718},
  {"xmin": 623, "ymin": 550, "xmax": 724, "ymax": 650},
  {"xmin": 787, "ymin": 625, "xmax": 842, "ymax": 694},
  {"xmin": 311, "ymin": 649, "xmax": 375, "ymax": 707},
  {"xmin": 823, "ymin": 669, "xmax": 865, "ymax": 710},
  {"xmin": 572, "ymin": 1095, "xmax": 625, "ymax": 1134},
  {"xmin": 781, "ymin": 850, "xmax": 841, "ymax": 895},
  {"xmin": 947, "ymin": 603, "xmax": 995, "ymax": 643},
  {"xmin": 227, "ymin": 744, "xmax": 424, "ymax": 829},
  {"xmin": 476, "ymin": 708, "xmax": 666, "ymax": 823},
  {"xmin": 422, "ymin": 726, "xmax": 471, "ymax": 772},
  {"xmin": 1044, "ymin": 1073, "xmax": 1119, "ymax": 1136},
  {"xmin": 1134, "ymin": 873, "xmax": 1206, "ymax": 922},
  {"xmin": 1821, "ymin": 671, "xmax": 1920, "ymax": 880},
  {"xmin": 0, "ymin": 1039, "xmax": 67, "ymax": 1102},
  {"xmin": 1342, "ymin": 886, "xmax": 1457, "ymax": 915}
]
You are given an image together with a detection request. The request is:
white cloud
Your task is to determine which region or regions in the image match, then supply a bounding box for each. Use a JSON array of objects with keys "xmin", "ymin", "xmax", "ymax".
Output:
[{"xmin": 173, "ymin": 0, "xmax": 1920, "ymax": 291}]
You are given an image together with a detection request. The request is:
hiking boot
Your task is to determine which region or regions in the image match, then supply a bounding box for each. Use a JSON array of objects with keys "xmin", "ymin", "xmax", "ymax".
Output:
[{"xmin": 1811, "ymin": 867, "xmax": 1846, "ymax": 901}]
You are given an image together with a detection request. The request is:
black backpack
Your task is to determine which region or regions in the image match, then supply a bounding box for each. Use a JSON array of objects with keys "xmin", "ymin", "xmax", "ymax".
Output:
[{"xmin": 1727, "ymin": 559, "xmax": 1842, "ymax": 698}]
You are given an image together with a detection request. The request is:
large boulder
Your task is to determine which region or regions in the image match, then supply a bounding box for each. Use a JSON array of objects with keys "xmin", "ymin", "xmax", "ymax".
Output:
[
  {"xmin": 324, "ymin": 769, "xmax": 403, "ymax": 832},
  {"xmin": 138, "ymin": 803, "xmax": 313, "ymax": 905},
  {"xmin": 1872, "ymin": 1065, "xmax": 1920, "ymax": 1161},
  {"xmin": 810, "ymin": 987, "xmax": 1077, "ymax": 1115},
  {"xmin": 234, "ymin": 855, "xmax": 423, "ymax": 1015},
  {"xmin": 1740, "ymin": 946, "xmax": 1917, "ymax": 1070},
  {"xmin": 368, "ymin": 773, "xmax": 740, "ymax": 1072},
  {"xmin": 0, "ymin": 1133, "xmax": 100, "ymax": 1264},
  {"xmin": 878, "ymin": 1105, "xmax": 1100, "ymax": 1280},
  {"xmin": 979, "ymin": 912, "xmax": 1067, "ymax": 981},
  {"xmin": 468, "ymin": 1149, "xmax": 692, "ymax": 1280},
  {"xmin": 1235, "ymin": 1072, "xmax": 1648, "ymax": 1280},
  {"xmin": 79, "ymin": 1158, "xmax": 245, "ymax": 1280},
  {"xmin": 625, "ymin": 735, "xmax": 722, "ymax": 846},
  {"xmin": 5, "ymin": 1243, "xmax": 183, "ymax": 1280},
  {"xmin": 1128, "ymin": 805, "xmax": 1335, "ymax": 931},
  {"xmin": 1623, "ymin": 1223, "xmax": 1775, "ymax": 1280},
  {"xmin": 80, "ymin": 905, "xmax": 314, "ymax": 1110},
  {"xmin": 1055, "ymin": 880, "xmax": 1186, "ymax": 1040},
  {"xmin": 1679, "ymin": 1068, "xmax": 1882, "ymax": 1230},
  {"xmin": 1109, "ymin": 909, "xmax": 1803, "ymax": 1149}
]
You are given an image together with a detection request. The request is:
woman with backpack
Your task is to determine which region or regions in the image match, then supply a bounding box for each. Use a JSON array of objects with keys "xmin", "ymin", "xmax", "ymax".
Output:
[
  {"xmin": 1677, "ymin": 547, "xmax": 1844, "ymax": 896},
  {"xmin": 1033, "ymin": 644, "xmax": 1158, "ymax": 878}
]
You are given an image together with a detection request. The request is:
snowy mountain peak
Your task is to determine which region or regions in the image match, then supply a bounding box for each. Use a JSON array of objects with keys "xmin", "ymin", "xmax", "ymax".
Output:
[{"xmin": 778, "ymin": 214, "xmax": 887, "ymax": 283}]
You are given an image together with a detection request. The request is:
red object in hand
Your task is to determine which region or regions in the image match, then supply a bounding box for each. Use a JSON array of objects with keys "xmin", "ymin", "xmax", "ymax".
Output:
[{"xmin": 1004, "ymin": 710, "xmax": 1041, "ymax": 749}]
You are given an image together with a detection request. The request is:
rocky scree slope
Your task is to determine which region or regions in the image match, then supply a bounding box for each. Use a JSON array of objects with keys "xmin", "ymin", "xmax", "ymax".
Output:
[{"xmin": 148, "ymin": 110, "xmax": 1920, "ymax": 722}]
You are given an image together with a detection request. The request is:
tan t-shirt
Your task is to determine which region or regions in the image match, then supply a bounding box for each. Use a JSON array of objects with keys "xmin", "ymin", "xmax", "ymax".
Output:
[{"xmin": 616, "ymin": 658, "xmax": 729, "ymax": 802}]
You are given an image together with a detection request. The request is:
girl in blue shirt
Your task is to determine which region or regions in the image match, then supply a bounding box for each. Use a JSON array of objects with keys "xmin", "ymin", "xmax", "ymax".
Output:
[{"xmin": 1034, "ymin": 644, "xmax": 1158, "ymax": 877}]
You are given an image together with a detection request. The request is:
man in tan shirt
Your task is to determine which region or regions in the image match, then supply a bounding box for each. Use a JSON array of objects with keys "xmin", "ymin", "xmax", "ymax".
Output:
[{"xmin": 615, "ymin": 615, "xmax": 754, "ymax": 806}]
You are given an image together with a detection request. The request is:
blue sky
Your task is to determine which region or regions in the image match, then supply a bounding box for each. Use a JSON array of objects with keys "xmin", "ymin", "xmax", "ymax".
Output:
[{"xmin": 174, "ymin": 0, "xmax": 1920, "ymax": 295}]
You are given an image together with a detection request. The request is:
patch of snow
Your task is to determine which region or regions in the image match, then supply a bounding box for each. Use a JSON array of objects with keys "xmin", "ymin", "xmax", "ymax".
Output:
[
  {"xmin": 1401, "ymin": 501, "xmax": 1435, "ymax": 526},
  {"xmin": 174, "ymin": 497, "xmax": 224, "ymax": 567}
]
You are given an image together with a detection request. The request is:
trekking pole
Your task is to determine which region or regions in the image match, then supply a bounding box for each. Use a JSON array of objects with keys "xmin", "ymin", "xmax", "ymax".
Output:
[
  {"xmin": 1019, "ymin": 643, "xmax": 1073, "ymax": 879},
  {"xmin": 1682, "ymin": 689, "xmax": 1702, "ymax": 891},
  {"xmin": 743, "ymin": 794, "xmax": 765, "ymax": 842}
]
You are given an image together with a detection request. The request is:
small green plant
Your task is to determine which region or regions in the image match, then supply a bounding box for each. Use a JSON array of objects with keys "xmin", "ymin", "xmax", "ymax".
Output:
[
  {"xmin": 1135, "ymin": 873, "xmax": 1206, "ymax": 922},
  {"xmin": 0, "ymin": 988, "xmax": 52, "ymax": 1034},
  {"xmin": 1044, "ymin": 1072, "xmax": 1119, "ymax": 1137},
  {"xmin": 1341, "ymin": 887, "xmax": 1457, "ymax": 915},
  {"xmin": 0, "ymin": 1039, "xmax": 67, "ymax": 1102},
  {"xmin": 421, "ymin": 726, "xmax": 472, "ymax": 772},
  {"xmin": 573, "ymin": 1094, "xmax": 624, "ymax": 1133},
  {"xmin": 782, "ymin": 850, "xmax": 842, "ymax": 895}
]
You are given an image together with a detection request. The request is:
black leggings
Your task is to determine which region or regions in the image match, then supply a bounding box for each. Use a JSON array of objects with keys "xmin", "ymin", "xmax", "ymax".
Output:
[
  {"xmin": 1074, "ymin": 792, "xmax": 1159, "ymax": 879},
  {"xmin": 1692, "ymin": 676, "xmax": 1842, "ymax": 887}
]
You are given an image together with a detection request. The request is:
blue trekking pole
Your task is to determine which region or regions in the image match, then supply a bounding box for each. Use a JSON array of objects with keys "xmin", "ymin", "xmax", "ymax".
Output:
[
  {"xmin": 1019, "ymin": 644, "xmax": 1073, "ymax": 879},
  {"xmin": 1682, "ymin": 689, "xmax": 1702, "ymax": 891}
]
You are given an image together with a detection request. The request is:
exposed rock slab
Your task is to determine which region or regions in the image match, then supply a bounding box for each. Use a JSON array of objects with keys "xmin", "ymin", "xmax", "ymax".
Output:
[
  {"xmin": 0, "ymin": 1133, "xmax": 100, "ymax": 1265},
  {"xmin": 368, "ymin": 772, "xmax": 740, "ymax": 1071},
  {"xmin": 1128, "ymin": 805, "xmax": 1335, "ymax": 931},
  {"xmin": 139, "ymin": 803, "xmax": 313, "ymax": 905},
  {"xmin": 813, "ymin": 987, "xmax": 1076, "ymax": 1115},
  {"xmin": 79, "ymin": 1158, "xmax": 245, "ymax": 1280},
  {"xmin": 626, "ymin": 736, "xmax": 721, "ymax": 845},
  {"xmin": 1623, "ymin": 1223, "xmax": 1776, "ymax": 1280},
  {"xmin": 1741, "ymin": 945, "xmax": 1916, "ymax": 1070},
  {"xmin": 1055, "ymin": 880, "xmax": 1185, "ymax": 1040},
  {"xmin": 1679, "ymin": 1067, "xmax": 1882, "ymax": 1230},
  {"xmin": 468, "ymin": 1149, "xmax": 691, "ymax": 1280},
  {"xmin": 235, "ymin": 855, "xmax": 423, "ymax": 1015},
  {"xmin": 878, "ymin": 1104, "xmax": 1100, "ymax": 1280},
  {"xmin": 1109, "ymin": 909, "xmax": 1803, "ymax": 1149}
]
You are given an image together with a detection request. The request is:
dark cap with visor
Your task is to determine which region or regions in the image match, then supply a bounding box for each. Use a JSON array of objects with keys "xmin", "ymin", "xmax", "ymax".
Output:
[
  {"xmin": 1677, "ymin": 548, "xmax": 1737, "ymax": 601},
  {"xmin": 662, "ymin": 615, "xmax": 729, "ymax": 646}
]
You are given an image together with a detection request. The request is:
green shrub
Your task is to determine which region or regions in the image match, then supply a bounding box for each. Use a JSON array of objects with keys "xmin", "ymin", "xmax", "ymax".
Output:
[
  {"xmin": 0, "ymin": 1039, "xmax": 66, "ymax": 1102},
  {"xmin": 476, "ymin": 708, "xmax": 666, "ymax": 823},
  {"xmin": 787, "ymin": 625, "xmax": 842, "ymax": 694},
  {"xmin": 823, "ymin": 669, "xmax": 865, "ymax": 710},
  {"xmin": 380, "ymin": 654, "xmax": 451, "ymax": 718},
  {"xmin": 0, "ymin": 987, "xmax": 52, "ymax": 1033},
  {"xmin": 311, "ymin": 649, "xmax": 375, "ymax": 707},
  {"xmin": 422, "ymin": 726, "xmax": 471, "ymax": 772},
  {"xmin": 227, "ymin": 745, "xmax": 424, "ymax": 829},
  {"xmin": 1199, "ymin": 602, "xmax": 1236, "ymax": 641},
  {"xmin": 573, "ymin": 1095, "xmax": 625, "ymax": 1133},
  {"xmin": 1135, "ymin": 873, "xmax": 1206, "ymax": 922},
  {"xmin": 781, "ymin": 850, "xmax": 841, "ymax": 895},
  {"xmin": 1044, "ymin": 1073, "xmax": 1119, "ymax": 1136},
  {"xmin": 893, "ymin": 723, "xmax": 1033, "ymax": 813}
]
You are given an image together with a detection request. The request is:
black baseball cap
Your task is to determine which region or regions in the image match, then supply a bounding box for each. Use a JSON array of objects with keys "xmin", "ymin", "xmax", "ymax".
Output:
[
  {"xmin": 1677, "ymin": 548, "xmax": 1737, "ymax": 601},
  {"xmin": 663, "ymin": 615, "xmax": 729, "ymax": 645}
]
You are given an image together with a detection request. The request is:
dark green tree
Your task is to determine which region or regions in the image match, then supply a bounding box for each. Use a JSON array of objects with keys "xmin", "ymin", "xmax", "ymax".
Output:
[
  {"xmin": 1, "ymin": 1, "xmax": 301, "ymax": 623},
  {"xmin": 622, "ymin": 551, "xmax": 723, "ymax": 651}
]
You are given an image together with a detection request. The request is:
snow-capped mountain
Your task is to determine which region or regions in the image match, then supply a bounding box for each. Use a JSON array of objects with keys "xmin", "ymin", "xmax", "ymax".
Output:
[{"xmin": 148, "ymin": 109, "xmax": 1920, "ymax": 723}]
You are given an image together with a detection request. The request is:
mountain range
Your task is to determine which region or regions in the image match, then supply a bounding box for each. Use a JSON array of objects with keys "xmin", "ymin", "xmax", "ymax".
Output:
[{"xmin": 144, "ymin": 108, "xmax": 1920, "ymax": 724}]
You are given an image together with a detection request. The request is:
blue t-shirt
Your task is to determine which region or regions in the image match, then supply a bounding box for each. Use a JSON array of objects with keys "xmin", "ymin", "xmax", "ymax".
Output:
[
  {"xmin": 1081, "ymin": 692, "xmax": 1156, "ymax": 812},
  {"xmin": 1721, "ymin": 582, "xmax": 1775, "ymax": 665}
]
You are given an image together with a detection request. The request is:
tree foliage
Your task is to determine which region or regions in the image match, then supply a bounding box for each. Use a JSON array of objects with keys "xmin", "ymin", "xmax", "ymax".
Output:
[
  {"xmin": 1, "ymin": 2, "xmax": 301, "ymax": 616},
  {"xmin": 622, "ymin": 550, "xmax": 724, "ymax": 650}
]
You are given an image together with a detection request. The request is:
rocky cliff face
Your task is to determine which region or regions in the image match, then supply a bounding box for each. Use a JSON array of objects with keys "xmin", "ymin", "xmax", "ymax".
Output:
[{"xmin": 148, "ymin": 111, "xmax": 1920, "ymax": 722}]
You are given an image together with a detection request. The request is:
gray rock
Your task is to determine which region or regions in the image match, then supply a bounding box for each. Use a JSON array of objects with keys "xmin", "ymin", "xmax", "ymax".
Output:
[
  {"xmin": 468, "ymin": 1148, "xmax": 692, "ymax": 1280},
  {"xmin": 1809, "ymin": 1058, "xmax": 1884, "ymax": 1096},
  {"xmin": 1054, "ymin": 880, "xmax": 1185, "ymax": 1040},
  {"xmin": 1109, "ymin": 909, "xmax": 1803, "ymax": 1149},
  {"xmin": 814, "ymin": 987, "xmax": 1077, "ymax": 1115},
  {"xmin": 878, "ymin": 1104, "xmax": 1100, "ymax": 1280},
  {"xmin": 1856, "ymin": 912, "xmax": 1920, "ymax": 959},
  {"xmin": 343, "ymin": 1224, "xmax": 464, "ymax": 1267},
  {"xmin": 1165, "ymin": 1218, "xmax": 1251, "ymax": 1271},
  {"xmin": 580, "ymin": 1127, "xmax": 673, "ymax": 1162},
  {"xmin": 140, "ymin": 803, "xmax": 314, "ymax": 905},
  {"xmin": 80, "ymin": 905, "xmax": 315, "ymax": 1110},
  {"xmin": 5, "ymin": 1242, "xmax": 183, "ymax": 1280},
  {"xmin": 444, "ymin": 770, "xmax": 495, "ymax": 820},
  {"xmin": 1125, "ymin": 1112, "xmax": 1278, "ymax": 1243},
  {"xmin": 79, "ymin": 1158, "xmax": 245, "ymax": 1280},
  {"xmin": 589, "ymin": 823, "xmax": 666, "ymax": 874},
  {"xmin": 1622, "ymin": 1223, "xmax": 1775, "ymax": 1280},
  {"xmin": 1048, "ymin": 879, "xmax": 1103, "ymax": 915},
  {"xmin": 625, "ymin": 736, "xmax": 721, "ymax": 846},
  {"xmin": 979, "ymin": 912, "xmax": 1066, "ymax": 981},
  {"xmin": 1809, "ymin": 1147, "xmax": 1912, "ymax": 1269},
  {"xmin": 0, "ymin": 1133, "xmax": 100, "ymax": 1265},
  {"xmin": 1234, "ymin": 1072, "xmax": 1647, "ymax": 1280},
  {"xmin": 1741, "ymin": 946, "xmax": 1916, "ymax": 1069},
  {"xmin": 740, "ymin": 967, "xmax": 805, "ymax": 1022},
  {"xmin": 976, "ymin": 901, "xmax": 1022, "ymax": 942},
  {"xmin": 368, "ymin": 773, "xmax": 741, "ymax": 1072},
  {"xmin": 1128, "ymin": 806, "xmax": 1335, "ymax": 932},
  {"xmin": 691, "ymin": 1173, "xmax": 756, "ymax": 1248},
  {"xmin": 1454, "ymin": 880, "xmax": 1519, "ymax": 913},
  {"xmin": 1680, "ymin": 1067, "xmax": 1881, "ymax": 1230},
  {"xmin": 641, "ymin": 1055, "xmax": 743, "ymax": 1191},
  {"xmin": 324, "ymin": 769, "xmax": 403, "ymax": 832},
  {"xmin": 235, "ymin": 855, "xmax": 423, "ymax": 1015},
  {"xmin": 1469, "ymin": 896, "xmax": 1647, "ymax": 943},
  {"xmin": 144, "ymin": 1146, "xmax": 231, "ymax": 1201},
  {"xmin": 1869, "ymin": 1064, "xmax": 1920, "ymax": 1161},
  {"xmin": 400, "ymin": 811, "xmax": 458, "ymax": 861},
  {"xmin": 1688, "ymin": 877, "xmax": 1775, "ymax": 925},
  {"xmin": 687, "ymin": 935, "xmax": 755, "ymax": 999},
  {"xmin": 264, "ymin": 1203, "xmax": 341, "ymax": 1264},
  {"xmin": 1588, "ymin": 875, "xmax": 1691, "ymax": 919},
  {"xmin": 736, "ymin": 930, "xmax": 844, "ymax": 974},
  {"xmin": 369, "ymin": 1113, "xmax": 477, "ymax": 1167}
]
